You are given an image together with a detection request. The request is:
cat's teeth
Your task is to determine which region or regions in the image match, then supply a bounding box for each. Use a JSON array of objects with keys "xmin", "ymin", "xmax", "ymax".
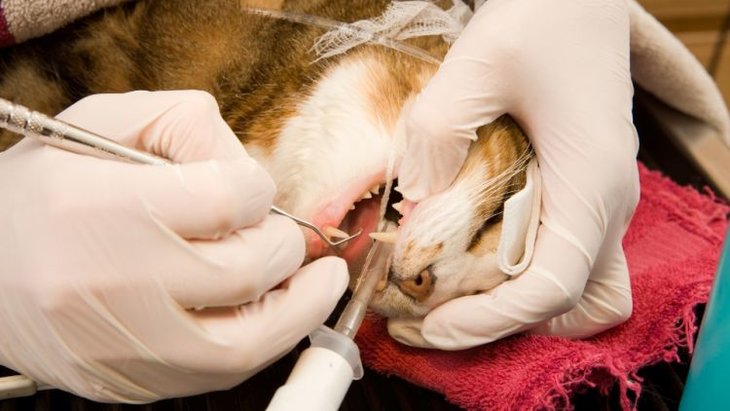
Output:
[
  {"xmin": 349, "ymin": 205, "xmax": 356, "ymax": 210},
  {"xmin": 360, "ymin": 191, "xmax": 373, "ymax": 200},
  {"xmin": 324, "ymin": 226, "xmax": 350, "ymax": 239},
  {"xmin": 369, "ymin": 184, "xmax": 381, "ymax": 195},
  {"xmin": 369, "ymin": 231, "xmax": 397, "ymax": 243},
  {"xmin": 377, "ymin": 275, "xmax": 388, "ymax": 291},
  {"xmin": 392, "ymin": 200, "xmax": 404, "ymax": 215}
]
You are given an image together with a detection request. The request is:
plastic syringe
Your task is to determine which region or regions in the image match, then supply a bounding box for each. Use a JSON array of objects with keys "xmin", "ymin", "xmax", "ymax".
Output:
[{"xmin": 267, "ymin": 223, "xmax": 395, "ymax": 411}]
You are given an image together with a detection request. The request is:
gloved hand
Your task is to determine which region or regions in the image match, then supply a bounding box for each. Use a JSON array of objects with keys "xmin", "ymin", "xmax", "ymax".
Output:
[
  {"xmin": 392, "ymin": 0, "xmax": 640, "ymax": 349},
  {"xmin": 0, "ymin": 90, "xmax": 348, "ymax": 402}
]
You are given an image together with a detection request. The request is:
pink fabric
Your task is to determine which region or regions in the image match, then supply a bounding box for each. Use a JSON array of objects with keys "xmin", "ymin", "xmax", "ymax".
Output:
[
  {"xmin": 0, "ymin": 4, "xmax": 15, "ymax": 47},
  {"xmin": 356, "ymin": 163, "xmax": 729, "ymax": 411}
]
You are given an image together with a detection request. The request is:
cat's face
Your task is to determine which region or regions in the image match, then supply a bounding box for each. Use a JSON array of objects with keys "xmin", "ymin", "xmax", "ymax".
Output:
[
  {"xmin": 248, "ymin": 54, "xmax": 532, "ymax": 319},
  {"xmin": 369, "ymin": 120, "xmax": 531, "ymax": 317}
]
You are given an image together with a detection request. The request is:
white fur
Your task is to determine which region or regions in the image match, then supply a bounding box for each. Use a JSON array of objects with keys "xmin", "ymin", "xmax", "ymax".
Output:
[
  {"xmin": 374, "ymin": 145, "xmax": 532, "ymax": 317},
  {"xmin": 260, "ymin": 59, "xmax": 399, "ymax": 218},
  {"xmin": 380, "ymin": 161, "xmax": 508, "ymax": 316},
  {"xmin": 250, "ymin": 55, "xmax": 521, "ymax": 319}
]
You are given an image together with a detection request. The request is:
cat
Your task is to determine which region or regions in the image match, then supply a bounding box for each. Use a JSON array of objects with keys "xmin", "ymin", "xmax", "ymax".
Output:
[{"xmin": 0, "ymin": 0, "xmax": 533, "ymax": 318}]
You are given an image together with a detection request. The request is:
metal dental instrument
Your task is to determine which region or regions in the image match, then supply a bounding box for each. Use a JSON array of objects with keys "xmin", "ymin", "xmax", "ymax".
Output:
[
  {"xmin": 332, "ymin": 228, "xmax": 393, "ymax": 338},
  {"xmin": 269, "ymin": 207, "xmax": 362, "ymax": 248},
  {"xmin": 267, "ymin": 222, "xmax": 395, "ymax": 410},
  {"xmin": 0, "ymin": 97, "xmax": 361, "ymax": 248}
]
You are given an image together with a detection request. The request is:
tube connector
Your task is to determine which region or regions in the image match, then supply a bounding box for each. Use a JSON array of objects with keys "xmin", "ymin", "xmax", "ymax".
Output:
[{"xmin": 266, "ymin": 326, "xmax": 363, "ymax": 410}]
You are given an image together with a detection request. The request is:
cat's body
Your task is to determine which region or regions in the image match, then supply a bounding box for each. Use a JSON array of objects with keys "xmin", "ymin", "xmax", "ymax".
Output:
[{"xmin": 0, "ymin": 0, "xmax": 532, "ymax": 318}]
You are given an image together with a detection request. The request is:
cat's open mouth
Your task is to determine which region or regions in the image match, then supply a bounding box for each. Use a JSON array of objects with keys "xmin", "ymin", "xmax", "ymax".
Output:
[{"xmin": 306, "ymin": 174, "xmax": 403, "ymax": 263}]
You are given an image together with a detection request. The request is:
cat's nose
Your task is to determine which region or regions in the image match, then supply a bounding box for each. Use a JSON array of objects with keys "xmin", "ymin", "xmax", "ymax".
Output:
[{"xmin": 394, "ymin": 268, "xmax": 435, "ymax": 302}]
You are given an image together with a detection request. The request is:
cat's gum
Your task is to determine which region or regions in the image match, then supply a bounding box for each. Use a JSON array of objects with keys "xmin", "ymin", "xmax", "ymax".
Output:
[{"xmin": 306, "ymin": 170, "xmax": 387, "ymax": 259}]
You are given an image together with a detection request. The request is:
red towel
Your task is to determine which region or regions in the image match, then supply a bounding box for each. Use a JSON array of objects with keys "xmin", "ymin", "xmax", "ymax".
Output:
[{"xmin": 355, "ymin": 163, "xmax": 729, "ymax": 411}]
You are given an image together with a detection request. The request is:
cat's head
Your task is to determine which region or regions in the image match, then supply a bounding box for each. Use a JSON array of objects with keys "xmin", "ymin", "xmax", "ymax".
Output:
[
  {"xmin": 369, "ymin": 118, "xmax": 532, "ymax": 317},
  {"xmin": 243, "ymin": 36, "xmax": 533, "ymax": 319},
  {"xmin": 250, "ymin": 52, "xmax": 533, "ymax": 317}
]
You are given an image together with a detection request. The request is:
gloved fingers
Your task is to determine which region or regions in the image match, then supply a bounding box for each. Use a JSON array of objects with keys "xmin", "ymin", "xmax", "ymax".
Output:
[
  {"xmin": 411, "ymin": 227, "xmax": 591, "ymax": 350},
  {"xmin": 1, "ymin": 138, "xmax": 274, "ymax": 240},
  {"xmin": 397, "ymin": 0, "xmax": 555, "ymax": 201},
  {"xmin": 397, "ymin": 123, "xmax": 471, "ymax": 202},
  {"xmin": 532, "ymin": 275, "xmax": 632, "ymax": 339},
  {"xmin": 387, "ymin": 317, "xmax": 437, "ymax": 349},
  {"xmin": 400, "ymin": 0, "xmax": 634, "ymax": 203},
  {"xmin": 30, "ymin": 256, "xmax": 345, "ymax": 399},
  {"xmin": 168, "ymin": 215, "xmax": 305, "ymax": 308},
  {"xmin": 407, "ymin": 136, "xmax": 639, "ymax": 349},
  {"xmin": 30, "ymin": 281, "xmax": 244, "ymax": 403},
  {"xmin": 503, "ymin": 1, "xmax": 633, "ymax": 131},
  {"xmin": 534, "ymin": 130, "xmax": 639, "ymax": 277},
  {"xmin": 532, "ymin": 233, "xmax": 633, "ymax": 338},
  {"xmin": 399, "ymin": 56, "xmax": 511, "ymax": 201},
  {"xmin": 55, "ymin": 90, "xmax": 248, "ymax": 163},
  {"xmin": 184, "ymin": 257, "xmax": 348, "ymax": 374},
  {"xmin": 119, "ymin": 157, "xmax": 275, "ymax": 239}
]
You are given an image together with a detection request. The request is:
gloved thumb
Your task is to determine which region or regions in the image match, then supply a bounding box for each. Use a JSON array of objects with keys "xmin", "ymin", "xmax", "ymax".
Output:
[
  {"xmin": 387, "ymin": 317, "xmax": 437, "ymax": 349},
  {"xmin": 398, "ymin": 43, "xmax": 513, "ymax": 202}
]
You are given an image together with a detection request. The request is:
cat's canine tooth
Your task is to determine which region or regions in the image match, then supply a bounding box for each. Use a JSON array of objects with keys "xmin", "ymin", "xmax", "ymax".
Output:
[
  {"xmin": 392, "ymin": 200, "xmax": 404, "ymax": 215},
  {"xmin": 369, "ymin": 231, "xmax": 397, "ymax": 243},
  {"xmin": 323, "ymin": 226, "xmax": 350, "ymax": 239},
  {"xmin": 376, "ymin": 276, "xmax": 388, "ymax": 292},
  {"xmin": 369, "ymin": 184, "xmax": 381, "ymax": 195}
]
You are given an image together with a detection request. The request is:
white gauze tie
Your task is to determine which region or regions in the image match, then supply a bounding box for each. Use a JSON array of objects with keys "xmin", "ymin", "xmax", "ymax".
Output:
[{"xmin": 313, "ymin": 1, "xmax": 474, "ymax": 62}]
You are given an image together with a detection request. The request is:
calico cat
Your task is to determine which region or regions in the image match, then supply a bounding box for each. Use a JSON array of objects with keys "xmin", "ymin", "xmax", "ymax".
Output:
[{"xmin": 0, "ymin": 0, "xmax": 533, "ymax": 318}]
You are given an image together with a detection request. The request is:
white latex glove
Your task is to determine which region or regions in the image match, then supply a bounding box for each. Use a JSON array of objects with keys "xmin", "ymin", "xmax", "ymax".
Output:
[
  {"xmin": 392, "ymin": 0, "xmax": 640, "ymax": 349},
  {"xmin": 0, "ymin": 90, "xmax": 348, "ymax": 402}
]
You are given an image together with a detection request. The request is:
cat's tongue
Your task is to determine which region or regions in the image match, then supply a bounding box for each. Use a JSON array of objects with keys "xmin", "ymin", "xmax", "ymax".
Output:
[{"xmin": 338, "ymin": 197, "xmax": 382, "ymax": 262}]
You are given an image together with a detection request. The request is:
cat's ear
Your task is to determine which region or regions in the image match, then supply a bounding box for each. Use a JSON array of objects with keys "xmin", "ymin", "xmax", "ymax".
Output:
[{"xmin": 497, "ymin": 159, "xmax": 541, "ymax": 276}]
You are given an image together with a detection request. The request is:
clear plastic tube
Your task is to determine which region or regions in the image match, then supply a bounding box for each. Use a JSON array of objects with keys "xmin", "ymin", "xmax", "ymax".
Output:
[{"xmin": 333, "ymin": 221, "xmax": 395, "ymax": 339}]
